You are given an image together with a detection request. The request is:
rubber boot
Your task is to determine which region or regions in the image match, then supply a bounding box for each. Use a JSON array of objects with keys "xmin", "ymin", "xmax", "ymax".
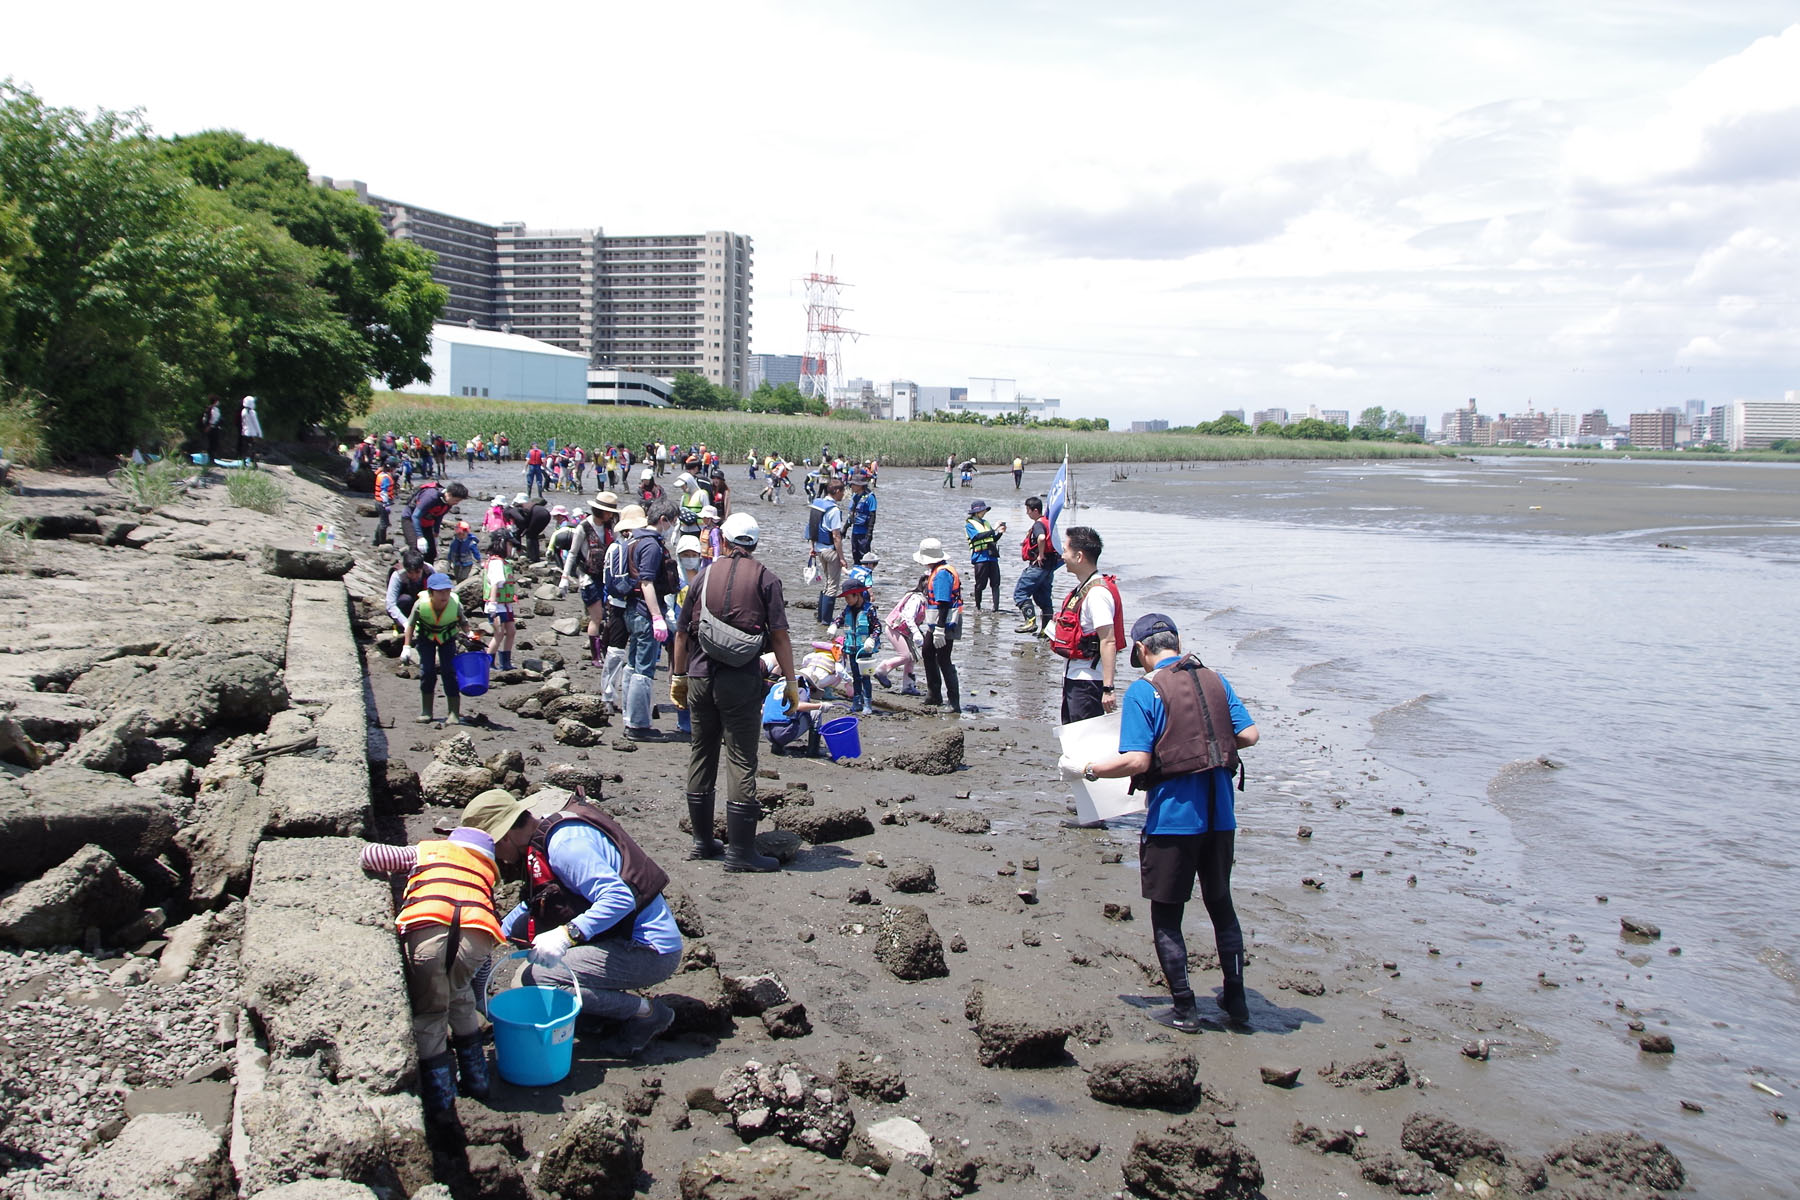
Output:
[
  {"xmin": 420, "ymin": 1051, "xmax": 458, "ymax": 1116},
  {"xmin": 588, "ymin": 634, "xmax": 602, "ymax": 668},
  {"xmin": 451, "ymin": 1031, "xmax": 491, "ymax": 1101},
  {"xmin": 817, "ymin": 592, "xmax": 835, "ymax": 627},
  {"xmin": 444, "ymin": 692, "xmax": 461, "ymax": 726},
  {"xmin": 416, "ymin": 696, "xmax": 435, "ymax": 723},
  {"xmin": 686, "ymin": 791, "xmax": 724, "ymax": 860},
  {"xmin": 498, "ymin": 650, "xmax": 512, "ymax": 671},
  {"xmin": 1014, "ymin": 604, "xmax": 1036, "ymax": 633},
  {"xmin": 722, "ymin": 800, "xmax": 779, "ymax": 872},
  {"xmin": 1220, "ymin": 951, "xmax": 1249, "ymax": 1025}
]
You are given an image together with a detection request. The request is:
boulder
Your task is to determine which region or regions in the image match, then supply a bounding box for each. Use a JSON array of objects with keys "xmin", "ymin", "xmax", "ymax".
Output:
[
  {"xmin": 238, "ymin": 1074, "xmax": 430, "ymax": 1197},
  {"xmin": 677, "ymin": 1142, "xmax": 889, "ymax": 1200},
  {"xmin": 536, "ymin": 1101, "xmax": 644, "ymax": 1200},
  {"xmin": 1546, "ymin": 1130, "xmax": 1685, "ymax": 1191},
  {"xmin": 61, "ymin": 1111, "xmax": 229, "ymax": 1200},
  {"xmin": 852, "ymin": 1116, "xmax": 934, "ymax": 1173},
  {"xmin": 263, "ymin": 547, "xmax": 355, "ymax": 580},
  {"xmin": 418, "ymin": 732, "xmax": 495, "ymax": 805},
  {"xmin": 934, "ymin": 809, "xmax": 990, "ymax": 835},
  {"xmin": 0, "ymin": 766, "xmax": 177, "ymax": 885},
  {"xmin": 543, "ymin": 763, "xmax": 610, "ymax": 793},
  {"xmin": 873, "ymin": 905, "xmax": 948, "ymax": 981},
  {"xmin": 661, "ymin": 967, "xmax": 735, "ymax": 1036},
  {"xmin": 108, "ymin": 651, "xmax": 290, "ymax": 738},
  {"xmin": 554, "ymin": 719, "xmax": 601, "ymax": 747},
  {"xmin": 0, "ymin": 844, "xmax": 146, "ymax": 948},
  {"xmin": 0, "ymin": 715, "xmax": 45, "ymax": 768},
  {"xmin": 250, "ymin": 1181, "xmax": 383, "ymax": 1199},
  {"xmin": 837, "ymin": 1050, "xmax": 907, "ymax": 1102},
  {"xmin": 714, "ymin": 1059, "xmax": 856, "ymax": 1156},
  {"xmin": 665, "ymin": 888, "xmax": 706, "ymax": 937},
  {"xmin": 176, "ymin": 777, "xmax": 271, "ymax": 903},
  {"xmin": 762, "ymin": 1002, "xmax": 811, "ymax": 1039},
  {"xmin": 1, "ymin": 689, "xmax": 104, "ymax": 744},
  {"xmin": 1357, "ymin": 1150, "xmax": 1447, "ymax": 1195},
  {"xmin": 889, "ymin": 727, "xmax": 964, "ymax": 775},
  {"xmin": 1089, "ymin": 1049, "xmax": 1199, "ymax": 1108},
  {"xmin": 544, "ymin": 693, "xmax": 610, "ymax": 727},
  {"xmin": 965, "ymin": 983, "xmax": 1071, "ymax": 1068},
  {"xmin": 887, "ymin": 861, "xmax": 937, "ymax": 894},
  {"xmin": 1122, "ymin": 1117, "xmax": 1263, "ymax": 1199},
  {"xmin": 1400, "ymin": 1112, "xmax": 1546, "ymax": 1192},
  {"xmin": 1321, "ymin": 1051, "xmax": 1410, "ymax": 1091},
  {"xmin": 61, "ymin": 706, "xmax": 165, "ymax": 774},
  {"xmin": 723, "ymin": 971, "xmax": 791, "ymax": 1015},
  {"xmin": 772, "ymin": 805, "xmax": 875, "ymax": 844}
]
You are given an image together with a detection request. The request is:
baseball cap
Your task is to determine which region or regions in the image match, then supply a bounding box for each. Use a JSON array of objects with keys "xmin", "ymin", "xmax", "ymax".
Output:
[
  {"xmin": 722, "ymin": 512, "xmax": 759, "ymax": 546},
  {"xmin": 1128, "ymin": 613, "xmax": 1180, "ymax": 668},
  {"xmin": 426, "ymin": 572, "xmax": 454, "ymax": 590},
  {"xmin": 460, "ymin": 789, "xmax": 530, "ymax": 841}
]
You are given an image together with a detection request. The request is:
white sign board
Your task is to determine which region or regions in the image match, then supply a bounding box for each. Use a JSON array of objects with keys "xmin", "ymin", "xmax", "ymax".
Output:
[{"xmin": 1058, "ymin": 712, "xmax": 1144, "ymax": 825}]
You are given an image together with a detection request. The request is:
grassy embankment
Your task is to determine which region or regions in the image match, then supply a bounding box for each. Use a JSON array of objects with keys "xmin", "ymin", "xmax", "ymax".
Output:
[{"xmin": 362, "ymin": 393, "xmax": 1446, "ymax": 469}]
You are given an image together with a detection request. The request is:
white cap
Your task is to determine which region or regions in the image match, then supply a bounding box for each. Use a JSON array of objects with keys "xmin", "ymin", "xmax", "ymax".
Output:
[
  {"xmin": 722, "ymin": 512, "xmax": 760, "ymax": 546},
  {"xmin": 676, "ymin": 534, "xmax": 705, "ymax": 556},
  {"xmin": 639, "ymin": 466, "xmax": 654, "ymax": 480},
  {"xmin": 676, "ymin": 472, "xmax": 695, "ymax": 488}
]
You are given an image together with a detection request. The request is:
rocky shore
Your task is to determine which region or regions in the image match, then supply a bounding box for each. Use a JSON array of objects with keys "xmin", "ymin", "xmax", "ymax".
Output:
[{"xmin": 0, "ymin": 457, "xmax": 1699, "ymax": 1199}]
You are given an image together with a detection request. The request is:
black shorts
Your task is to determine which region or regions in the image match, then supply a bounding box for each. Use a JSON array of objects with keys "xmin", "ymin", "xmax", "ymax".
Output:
[
  {"xmin": 601, "ymin": 605, "xmax": 629, "ymax": 649},
  {"xmin": 1139, "ymin": 831, "xmax": 1235, "ymax": 904}
]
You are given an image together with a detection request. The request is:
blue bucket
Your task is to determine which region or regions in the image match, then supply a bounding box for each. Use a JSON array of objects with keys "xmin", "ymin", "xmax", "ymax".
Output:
[
  {"xmin": 820, "ymin": 715, "xmax": 861, "ymax": 760},
  {"xmin": 452, "ymin": 651, "xmax": 491, "ymax": 696},
  {"xmin": 488, "ymin": 981, "xmax": 581, "ymax": 1086}
]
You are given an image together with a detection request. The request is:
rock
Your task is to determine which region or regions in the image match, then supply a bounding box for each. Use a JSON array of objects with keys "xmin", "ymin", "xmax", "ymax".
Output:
[
  {"xmin": 1321, "ymin": 1052, "xmax": 1410, "ymax": 1091},
  {"xmin": 763, "ymin": 1002, "xmax": 812, "ymax": 1039},
  {"xmin": 755, "ymin": 829, "xmax": 804, "ymax": 862},
  {"xmin": 889, "ymin": 727, "xmax": 964, "ymax": 775},
  {"xmin": 1277, "ymin": 969, "xmax": 1325, "ymax": 997},
  {"xmin": 1122, "ymin": 1117, "xmax": 1263, "ymax": 1199},
  {"xmin": 133, "ymin": 758, "xmax": 197, "ymax": 798},
  {"xmin": 262, "ymin": 547, "xmax": 355, "ymax": 579},
  {"xmin": 1546, "ymin": 1130, "xmax": 1686, "ymax": 1191},
  {"xmin": 0, "ymin": 715, "xmax": 45, "ymax": 768},
  {"xmin": 1103, "ymin": 902, "xmax": 1133, "ymax": 922},
  {"xmin": 0, "ymin": 844, "xmax": 146, "ymax": 947},
  {"xmin": 107, "ymin": 651, "xmax": 291, "ymax": 739},
  {"xmin": 124, "ymin": 1078, "xmax": 236, "ymax": 1133},
  {"xmin": 238, "ymin": 1075, "xmax": 430, "ymax": 1197},
  {"xmin": 1259, "ymin": 1065, "xmax": 1302, "ymax": 1088},
  {"xmin": 1400, "ymin": 1111, "xmax": 1545, "ymax": 1191},
  {"xmin": 418, "ymin": 732, "xmax": 495, "ymax": 804},
  {"xmin": 663, "ymin": 888, "xmax": 706, "ymax": 939},
  {"xmin": 862, "ymin": 1116, "xmax": 934, "ymax": 1172},
  {"xmin": 544, "ymin": 693, "xmax": 610, "ymax": 727},
  {"xmin": 151, "ymin": 909, "xmax": 228, "ymax": 986},
  {"xmin": 934, "ymin": 809, "xmax": 990, "ymax": 835},
  {"xmin": 837, "ymin": 1050, "xmax": 907, "ymax": 1102},
  {"xmin": 966, "ymin": 983, "xmax": 1071, "ymax": 1067},
  {"xmin": 723, "ymin": 971, "xmax": 791, "ymax": 1015},
  {"xmin": 1638, "ymin": 1033, "xmax": 1675, "ymax": 1053},
  {"xmin": 552, "ymin": 616, "xmax": 582, "ymax": 636},
  {"xmin": 714, "ymin": 1059, "xmax": 856, "ymax": 1156},
  {"xmin": 676, "ymin": 1142, "xmax": 889, "ymax": 1199},
  {"xmin": 0, "ymin": 766, "xmax": 178, "ymax": 884},
  {"xmin": 874, "ymin": 905, "xmax": 948, "ymax": 981},
  {"xmin": 1051, "ymin": 1135, "xmax": 1101, "ymax": 1162},
  {"xmin": 888, "ymin": 861, "xmax": 937, "ymax": 894},
  {"xmin": 543, "ymin": 762, "xmax": 612, "ymax": 793},
  {"xmin": 177, "ymin": 776, "xmax": 271, "ymax": 903},
  {"xmin": 61, "ymin": 1111, "xmax": 229, "ymax": 1200},
  {"xmin": 1357, "ymin": 1150, "xmax": 1447, "ymax": 1195},
  {"xmin": 536, "ymin": 1101, "xmax": 644, "ymax": 1200},
  {"xmin": 1291, "ymin": 1123, "xmax": 1360, "ymax": 1154},
  {"xmin": 249, "ymin": 1182, "xmax": 383, "ymax": 1199},
  {"xmin": 1088, "ymin": 1048, "xmax": 1199, "ymax": 1108},
  {"xmin": 772, "ymin": 805, "xmax": 875, "ymax": 844},
  {"xmin": 661, "ymin": 967, "xmax": 735, "ymax": 1035},
  {"xmin": 555, "ymin": 718, "xmax": 602, "ymax": 746},
  {"xmin": 1620, "ymin": 916, "xmax": 1662, "ymax": 940}
]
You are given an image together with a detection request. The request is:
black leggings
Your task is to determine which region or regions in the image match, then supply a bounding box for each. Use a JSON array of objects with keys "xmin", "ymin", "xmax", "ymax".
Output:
[
  {"xmin": 920, "ymin": 639, "xmax": 959, "ymax": 710},
  {"xmin": 418, "ymin": 639, "xmax": 459, "ymax": 705},
  {"xmin": 1147, "ymin": 831, "xmax": 1243, "ymax": 1004}
]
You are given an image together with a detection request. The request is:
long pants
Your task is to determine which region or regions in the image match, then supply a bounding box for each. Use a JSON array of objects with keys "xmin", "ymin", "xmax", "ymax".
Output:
[
  {"xmin": 686, "ymin": 665, "xmax": 763, "ymax": 808},
  {"xmin": 851, "ymin": 531, "xmax": 872, "ymax": 565},
  {"xmin": 403, "ymin": 924, "xmax": 498, "ymax": 1060},
  {"xmin": 523, "ymin": 937, "xmax": 681, "ymax": 1022},
  {"xmin": 1014, "ymin": 565, "xmax": 1055, "ymax": 621},
  {"xmin": 921, "ymin": 637, "xmax": 959, "ymax": 709},
  {"xmin": 847, "ymin": 655, "xmax": 872, "ymax": 710},
  {"xmin": 624, "ymin": 605, "xmax": 660, "ymax": 730},
  {"xmin": 526, "ymin": 465, "xmax": 546, "ymax": 497},
  {"xmin": 419, "ymin": 639, "xmax": 459, "ymax": 707},
  {"xmin": 373, "ymin": 502, "xmax": 391, "ymax": 546},
  {"xmin": 970, "ymin": 559, "xmax": 1001, "ymax": 610},
  {"xmin": 814, "ymin": 547, "xmax": 843, "ymax": 623},
  {"xmin": 1145, "ymin": 832, "xmax": 1244, "ymax": 1006},
  {"xmin": 1013, "ymin": 470, "xmax": 1022, "ymax": 489}
]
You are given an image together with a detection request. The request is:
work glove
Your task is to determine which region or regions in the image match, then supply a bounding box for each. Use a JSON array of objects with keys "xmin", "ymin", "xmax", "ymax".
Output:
[
  {"xmin": 528, "ymin": 925, "xmax": 574, "ymax": 967},
  {"xmin": 827, "ymin": 622, "xmax": 842, "ymax": 640},
  {"xmin": 1057, "ymin": 754, "xmax": 1085, "ymax": 781},
  {"xmin": 557, "ymin": 583, "xmax": 568, "ymax": 600},
  {"xmin": 670, "ymin": 674, "xmax": 689, "ymax": 708},
  {"xmin": 783, "ymin": 680, "xmax": 801, "ymax": 714},
  {"xmin": 415, "ymin": 537, "xmax": 429, "ymax": 553},
  {"xmin": 399, "ymin": 646, "xmax": 419, "ymax": 667},
  {"xmin": 931, "ymin": 626, "xmax": 947, "ymax": 649},
  {"xmin": 651, "ymin": 614, "xmax": 670, "ymax": 643}
]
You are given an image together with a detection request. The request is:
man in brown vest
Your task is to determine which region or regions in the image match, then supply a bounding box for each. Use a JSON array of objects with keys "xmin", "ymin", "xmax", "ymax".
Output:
[{"xmin": 1061, "ymin": 614, "xmax": 1259, "ymax": 1033}]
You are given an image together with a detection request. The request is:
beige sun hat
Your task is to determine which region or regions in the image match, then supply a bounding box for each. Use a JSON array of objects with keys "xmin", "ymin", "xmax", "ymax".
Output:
[
  {"xmin": 615, "ymin": 504, "xmax": 649, "ymax": 532},
  {"xmin": 589, "ymin": 491, "xmax": 620, "ymax": 514},
  {"xmin": 913, "ymin": 537, "xmax": 948, "ymax": 565}
]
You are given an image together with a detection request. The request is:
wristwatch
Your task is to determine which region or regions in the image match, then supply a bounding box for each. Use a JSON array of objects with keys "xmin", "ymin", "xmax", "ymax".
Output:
[{"xmin": 1083, "ymin": 763, "xmax": 1099, "ymax": 783}]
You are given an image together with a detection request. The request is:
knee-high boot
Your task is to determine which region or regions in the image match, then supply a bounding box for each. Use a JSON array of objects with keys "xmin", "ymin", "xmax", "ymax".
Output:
[
  {"xmin": 722, "ymin": 800, "xmax": 778, "ymax": 872},
  {"xmin": 686, "ymin": 791, "xmax": 724, "ymax": 860}
]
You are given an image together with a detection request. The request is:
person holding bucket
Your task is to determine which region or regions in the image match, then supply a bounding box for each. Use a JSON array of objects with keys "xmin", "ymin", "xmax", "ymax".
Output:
[
  {"xmin": 482, "ymin": 532, "xmax": 518, "ymax": 672},
  {"xmin": 461, "ymin": 788, "xmax": 683, "ymax": 1057},
  {"xmin": 360, "ymin": 822, "xmax": 504, "ymax": 1116},
  {"xmin": 400, "ymin": 572, "xmax": 472, "ymax": 725}
]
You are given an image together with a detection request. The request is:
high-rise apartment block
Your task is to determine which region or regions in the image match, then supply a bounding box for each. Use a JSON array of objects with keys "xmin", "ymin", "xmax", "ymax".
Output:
[
  {"xmin": 315, "ymin": 179, "xmax": 753, "ymax": 393},
  {"xmin": 1628, "ymin": 411, "xmax": 1676, "ymax": 450}
]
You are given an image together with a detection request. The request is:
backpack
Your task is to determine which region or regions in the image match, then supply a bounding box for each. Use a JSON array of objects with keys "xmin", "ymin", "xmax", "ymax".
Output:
[
  {"xmin": 1049, "ymin": 574, "xmax": 1123, "ymax": 662},
  {"xmin": 625, "ymin": 531, "xmax": 679, "ymax": 601},
  {"xmin": 603, "ymin": 540, "xmax": 634, "ymax": 602}
]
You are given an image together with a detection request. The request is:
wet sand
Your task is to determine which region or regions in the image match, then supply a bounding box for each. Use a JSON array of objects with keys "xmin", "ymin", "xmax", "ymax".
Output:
[{"xmin": 359, "ymin": 456, "xmax": 1768, "ymax": 1197}]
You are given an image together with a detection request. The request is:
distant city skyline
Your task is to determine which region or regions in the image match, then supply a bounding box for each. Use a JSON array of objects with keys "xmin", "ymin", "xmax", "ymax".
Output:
[{"xmin": 9, "ymin": 4, "xmax": 1800, "ymax": 424}]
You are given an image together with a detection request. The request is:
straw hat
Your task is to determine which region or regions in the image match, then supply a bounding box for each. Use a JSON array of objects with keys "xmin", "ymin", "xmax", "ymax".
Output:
[
  {"xmin": 589, "ymin": 491, "xmax": 619, "ymax": 514},
  {"xmin": 615, "ymin": 504, "xmax": 649, "ymax": 532},
  {"xmin": 913, "ymin": 537, "xmax": 947, "ymax": 565}
]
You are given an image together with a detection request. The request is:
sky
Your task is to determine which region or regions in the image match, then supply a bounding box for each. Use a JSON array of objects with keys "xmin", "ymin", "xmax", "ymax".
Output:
[{"xmin": 8, "ymin": 1, "xmax": 1800, "ymax": 426}]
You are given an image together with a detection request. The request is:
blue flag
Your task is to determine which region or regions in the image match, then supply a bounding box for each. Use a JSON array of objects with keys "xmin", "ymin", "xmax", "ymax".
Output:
[{"xmin": 1045, "ymin": 453, "xmax": 1069, "ymax": 535}]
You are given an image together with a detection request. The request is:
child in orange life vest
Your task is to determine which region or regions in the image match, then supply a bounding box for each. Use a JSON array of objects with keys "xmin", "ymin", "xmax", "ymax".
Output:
[
  {"xmin": 482, "ymin": 532, "xmax": 518, "ymax": 671},
  {"xmin": 360, "ymin": 824, "xmax": 504, "ymax": 1115}
]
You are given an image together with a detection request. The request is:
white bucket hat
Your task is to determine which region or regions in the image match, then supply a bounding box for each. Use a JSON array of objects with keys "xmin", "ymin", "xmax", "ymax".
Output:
[{"xmin": 913, "ymin": 537, "xmax": 947, "ymax": 565}]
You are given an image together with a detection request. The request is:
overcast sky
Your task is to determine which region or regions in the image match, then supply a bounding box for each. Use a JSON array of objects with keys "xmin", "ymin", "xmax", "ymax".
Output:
[{"xmin": 10, "ymin": 1, "xmax": 1800, "ymax": 425}]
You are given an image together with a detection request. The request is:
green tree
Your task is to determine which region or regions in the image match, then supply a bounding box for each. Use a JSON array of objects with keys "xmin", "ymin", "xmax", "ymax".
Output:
[
  {"xmin": 1199, "ymin": 414, "xmax": 1251, "ymax": 436},
  {"xmin": 1356, "ymin": 406, "xmax": 1386, "ymax": 434},
  {"xmin": 1255, "ymin": 420, "xmax": 1286, "ymax": 437},
  {"xmin": 1286, "ymin": 417, "xmax": 1349, "ymax": 441},
  {"xmin": 669, "ymin": 371, "xmax": 729, "ymax": 410},
  {"xmin": 1387, "ymin": 409, "xmax": 1411, "ymax": 431}
]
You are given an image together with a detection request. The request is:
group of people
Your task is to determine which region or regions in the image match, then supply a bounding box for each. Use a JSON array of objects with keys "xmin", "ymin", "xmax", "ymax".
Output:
[{"xmin": 199, "ymin": 395, "xmax": 264, "ymax": 467}]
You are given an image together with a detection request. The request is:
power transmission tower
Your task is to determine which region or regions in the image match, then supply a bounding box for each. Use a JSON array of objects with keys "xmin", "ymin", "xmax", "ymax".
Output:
[{"xmin": 799, "ymin": 255, "xmax": 860, "ymax": 404}]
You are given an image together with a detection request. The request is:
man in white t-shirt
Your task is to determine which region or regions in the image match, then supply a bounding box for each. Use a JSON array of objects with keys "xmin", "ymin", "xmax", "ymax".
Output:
[{"xmin": 1058, "ymin": 525, "xmax": 1122, "ymax": 725}]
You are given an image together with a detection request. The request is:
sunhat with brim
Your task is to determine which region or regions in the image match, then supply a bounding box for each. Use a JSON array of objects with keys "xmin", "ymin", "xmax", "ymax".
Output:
[
  {"xmin": 615, "ymin": 504, "xmax": 649, "ymax": 532},
  {"xmin": 1129, "ymin": 612, "xmax": 1181, "ymax": 668},
  {"xmin": 492, "ymin": 494, "xmax": 507, "ymax": 506},
  {"xmin": 700, "ymin": 505, "xmax": 719, "ymax": 520},
  {"xmin": 639, "ymin": 466, "xmax": 654, "ymax": 480},
  {"xmin": 512, "ymin": 493, "xmax": 528, "ymax": 506},
  {"xmin": 913, "ymin": 537, "xmax": 948, "ymax": 565},
  {"xmin": 589, "ymin": 492, "xmax": 620, "ymax": 514},
  {"xmin": 426, "ymin": 572, "xmax": 454, "ymax": 590},
  {"xmin": 460, "ymin": 789, "xmax": 530, "ymax": 841},
  {"xmin": 968, "ymin": 499, "xmax": 990, "ymax": 516}
]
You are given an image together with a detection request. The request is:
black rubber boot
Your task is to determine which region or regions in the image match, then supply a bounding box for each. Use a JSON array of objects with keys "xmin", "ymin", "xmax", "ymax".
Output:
[
  {"xmin": 420, "ymin": 1050, "xmax": 459, "ymax": 1116},
  {"xmin": 451, "ymin": 1032, "xmax": 490, "ymax": 1101},
  {"xmin": 722, "ymin": 800, "xmax": 779, "ymax": 872},
  {"xmin": 686, "ymin": 791, "xmax": 724, "ymax": 860},
  {"xmin": 1220, "ymin": 951, "xmax": 1249, "ymax": 1025}
]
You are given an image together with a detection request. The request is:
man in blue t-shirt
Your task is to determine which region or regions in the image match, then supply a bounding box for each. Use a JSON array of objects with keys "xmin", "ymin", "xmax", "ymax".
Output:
[{"xmin": 1061, "ymin": 612, "xmax": 1258, "ymax": 1033}]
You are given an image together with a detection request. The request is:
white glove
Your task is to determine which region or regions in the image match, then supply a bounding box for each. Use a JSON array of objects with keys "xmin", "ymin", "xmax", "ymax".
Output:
[
  {"xmin": 557, "ymin": 583, "xmax": 568, "ymax": 600},
  {"xmin": 827, "ymin": 622, "xmax": 842, "ymax": 640},
  {"xmin": 529, "ymin": 925, "xmax": 574, "ymax": 966},
  {"xmin": 1058, "ymin": 754, "xmax": 1085, "ymax": 781},
  {"xmin": 931, "ymin": 626, "xmax": 947, "ymax": 649},
  {"xmin": 415, "ymin": 536, "xmax": 428, "ymax": 552},
  {"xmin": 399, "ymin": 646, "xmax": 419, "ymax": 666}
]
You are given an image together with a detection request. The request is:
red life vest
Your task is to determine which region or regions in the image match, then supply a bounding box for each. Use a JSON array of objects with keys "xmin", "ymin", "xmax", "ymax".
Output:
[{"xmin": 1049, "ymin": 573, "xmax": 1123, "ymax": 662}]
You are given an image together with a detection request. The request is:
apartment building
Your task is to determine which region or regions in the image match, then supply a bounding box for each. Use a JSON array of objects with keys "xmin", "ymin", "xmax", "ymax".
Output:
[
  {"xmin": 1629, "ymin": 411, "xmax": 1676, "ymax": 450},
  {"xmin": 1728, "ymin": 399, "xmax": 1800, "ymax": 450},
  {"xmin": 496, "ymin": 224, "xmax": 598, "ymax": 354}
]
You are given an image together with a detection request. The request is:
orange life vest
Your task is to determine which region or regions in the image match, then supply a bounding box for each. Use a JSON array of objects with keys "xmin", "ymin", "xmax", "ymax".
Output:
[{"xmin": 396, "ymin": 840, "xmax": 504, "ymax": 942}]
